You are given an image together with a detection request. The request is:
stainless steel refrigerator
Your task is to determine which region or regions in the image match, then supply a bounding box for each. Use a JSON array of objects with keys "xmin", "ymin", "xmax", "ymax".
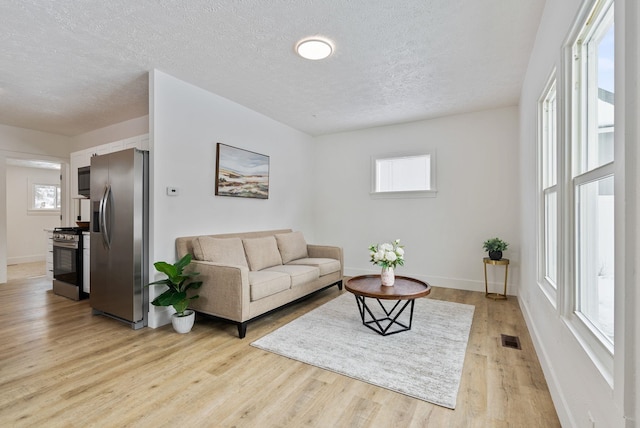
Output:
[{"xmin": 89, "ymin": 148, "xmax": 148, "ymax": 329}]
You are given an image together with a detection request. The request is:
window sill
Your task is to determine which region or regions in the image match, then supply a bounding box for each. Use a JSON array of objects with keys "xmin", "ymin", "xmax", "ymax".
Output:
[
  {"xmin": 370, "ymin": 190, "xmax": 437, "ymax": 199},
  {"xmin": 537, "ymin": 279, "xmax": 558, "ymax": 309},
  {"xmin": 27, "ymin": 209, "xmax": 60, "ymax": 216}
]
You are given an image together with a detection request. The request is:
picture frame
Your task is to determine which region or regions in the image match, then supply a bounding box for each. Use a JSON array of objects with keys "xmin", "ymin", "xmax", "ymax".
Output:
[{"xmin": 215, "ymin": 143, "xmax": 269, "ymax": 199}]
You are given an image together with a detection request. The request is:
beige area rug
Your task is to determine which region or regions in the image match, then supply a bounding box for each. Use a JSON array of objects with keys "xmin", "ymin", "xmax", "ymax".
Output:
[{"xmin": 251, "ymin": 293, "xmax": 475, "ymax": 409}]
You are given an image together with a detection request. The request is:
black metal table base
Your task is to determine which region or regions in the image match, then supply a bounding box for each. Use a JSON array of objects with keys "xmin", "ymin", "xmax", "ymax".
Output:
[{"xmin": 353, "ymin": 295, "xmax": 416, "ymax": 336}]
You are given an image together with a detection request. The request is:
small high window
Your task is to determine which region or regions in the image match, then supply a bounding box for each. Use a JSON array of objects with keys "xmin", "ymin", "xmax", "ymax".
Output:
[{"xmin": 371, "ymin": 153, "xmax": 437, "ymax": 198}]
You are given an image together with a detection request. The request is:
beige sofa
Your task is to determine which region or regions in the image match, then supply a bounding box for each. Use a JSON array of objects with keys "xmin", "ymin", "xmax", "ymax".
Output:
[{"xmin": 175, "ymin": 229, "xmax": 343, "ymax": 338}]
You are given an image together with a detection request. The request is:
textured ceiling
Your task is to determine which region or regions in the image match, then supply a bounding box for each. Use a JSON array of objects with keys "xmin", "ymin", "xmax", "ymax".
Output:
[{"xmin": 0, "ymin": 0, "xmax": 545, "ymax": 137}]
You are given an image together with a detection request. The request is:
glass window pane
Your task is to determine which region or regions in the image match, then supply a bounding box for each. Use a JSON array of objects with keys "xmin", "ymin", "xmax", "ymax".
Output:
[
  {"xmin": 32, "ymin": 184, "xmax": 61, "ymax": 210},
  {"xmin": 376, "ymin": 155, "xmax": 430, "ymax": 192},
  {"xmin": 586, "ymin": 15, "xmax": 614, "ymax": 171},
  {"xmin": 34, "ymin": 184, "xmax": 57, "ymax": 209},
  {"xmin": 544, "ymin": 191, "xmax": 557, "ymax": 286},
  {"xmin": 543, "ymin": 87, "xmax": 557, "ymax": 188},
  {"xmin": 576, "ymin": 175, "xmax": 614, "ymax": 342}
]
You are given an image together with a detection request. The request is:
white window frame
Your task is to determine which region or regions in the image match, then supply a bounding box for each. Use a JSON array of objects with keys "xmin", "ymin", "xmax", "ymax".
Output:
[
  {"xmin": 537, "ymin": 72, "xmax": 559, "ymax": 306},
  {"xmin": 370, "ymin": 151, "xmax": 437, "ymax": 199},
  {"xmin": 562, "ymin": 0, "xmax": 615, "ymax": 383}
]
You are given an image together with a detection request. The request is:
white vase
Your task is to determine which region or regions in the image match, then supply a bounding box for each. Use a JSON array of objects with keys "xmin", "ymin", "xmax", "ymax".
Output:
[
  {"xmin": 381, "ymin": 266, "xmax": 395, "ymax": 286},
  {"xmin": 171, "ymin": 309, "xmax": 195, "ymax": 334}
]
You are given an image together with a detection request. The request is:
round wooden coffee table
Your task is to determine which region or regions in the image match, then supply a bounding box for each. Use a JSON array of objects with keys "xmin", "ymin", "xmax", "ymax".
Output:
[{"xmin": 345, "ymin": 275, "xmax": 431, "ymax": 336}]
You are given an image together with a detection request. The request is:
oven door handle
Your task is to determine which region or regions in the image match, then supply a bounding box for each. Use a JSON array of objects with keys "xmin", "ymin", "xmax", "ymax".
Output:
[
  {"xmin": 99, "ymin": 184, "xmax": 112, "ymax": 249},
  {"xmin": 53, "ymin": 241, "xmax": 79, "ymax": 250}
]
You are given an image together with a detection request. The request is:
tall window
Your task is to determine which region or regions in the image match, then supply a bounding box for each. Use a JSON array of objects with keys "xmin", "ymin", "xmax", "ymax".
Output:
[
  {"xmin": 571, "ymin": 0, "xmax": 614, "ymax": 347},
  {"xmin": 539, "ymin": 77, "xmax": 558, "ymax": 294}
]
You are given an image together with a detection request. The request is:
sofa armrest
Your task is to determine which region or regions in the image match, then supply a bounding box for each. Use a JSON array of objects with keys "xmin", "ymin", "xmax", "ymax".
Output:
[
  {"xmin": 185, "ymin": 260, "xmax": 250, "ymax": 322},
  {"xmin": 307, "ymin": 245, "xmax": 343, "ymax": 274}
]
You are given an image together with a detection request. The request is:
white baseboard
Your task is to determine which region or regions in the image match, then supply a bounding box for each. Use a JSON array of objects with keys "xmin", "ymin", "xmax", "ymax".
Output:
[
  {"xmin": 7, "ymin": 255, "xmax": 45, "ymax": 265},
  {"xmin": 518, "ymin": 294, "xmax": 574, "ymax": 427}
]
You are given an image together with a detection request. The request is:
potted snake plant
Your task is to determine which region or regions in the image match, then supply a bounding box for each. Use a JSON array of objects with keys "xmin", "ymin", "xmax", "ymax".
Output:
[{"xmin": 148, "ymin": 253, "xmax": 203, "ymax": 333}]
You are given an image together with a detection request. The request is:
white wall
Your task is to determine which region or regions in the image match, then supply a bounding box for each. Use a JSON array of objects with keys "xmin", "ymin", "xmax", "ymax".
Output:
[
  {"xmin": 0, "ymin": 124, "xmax": 72, "ymax": 283},
  {"xmin": 518, "ymin": 0, "xmax": 639, "ymax": 426},
  {"xmin": 70, "ymin": 115, "xmax": 149, "ymax": 152},
  {"xmin": 313, "ymin": 107, "xmax": 520, "ymax": 293},
  {"xmin": 6, "ymin": 165, "xmax": 60, "ymax": 264},
  {"xmin": 0, "ymin": 124, "xmax": 71, "ymax": 158},
  {"xmin": 149, "ymin": 69, "xmax": 316, "ymax": 327},
  {"xmin": 626, "ymin": 1, "xmax": 640, "ymax": 423}
]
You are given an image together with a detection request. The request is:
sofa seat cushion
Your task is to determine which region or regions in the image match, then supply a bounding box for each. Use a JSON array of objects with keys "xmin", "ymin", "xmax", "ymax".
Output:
[
  {"xmin": 243, "ymin": 236, "xmax": 283, "ymax": 271},
  {"xmin": 275, "ymin": 231, "xmax": 309, "ymax": 264},
  {"xmin": 287, "ymin": 258, "xmax": 341, "ymax": 276},
  {"xmin": 263, "ymin": 265, "xmax": 319, "ymax": 288},
  {"xmin": 192, "ymin": 236, "xmax": 248, "ymax": 267},
  {"xmin": 248, "ymin": 271, "xmax": 291, "ymax": 301}
]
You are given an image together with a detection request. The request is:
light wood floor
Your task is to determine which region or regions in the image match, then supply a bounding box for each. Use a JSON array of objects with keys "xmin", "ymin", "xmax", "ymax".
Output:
[
  {"xmin": 6, "ymin": 261, "xmax": 46, "ymax": 281},
  {"xmin": 0, "ymin": 275, "xmax": 560, "ymax": 427}
]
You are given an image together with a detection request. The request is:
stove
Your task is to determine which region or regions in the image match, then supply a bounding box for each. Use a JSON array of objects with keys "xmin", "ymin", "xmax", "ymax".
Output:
[
  {"xmin": 53, "ymin": 226, "xmax": 87, "ymax": 234},
  {"xmin": 52, "ymin": 226, "xmax": 87, "ymax": 300},
  {"xmin": 53, "ymin": 227, "xmax": 84, "ymax": 244}
]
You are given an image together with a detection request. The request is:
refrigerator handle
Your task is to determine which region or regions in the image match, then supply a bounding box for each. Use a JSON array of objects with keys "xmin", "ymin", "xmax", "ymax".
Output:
[{"xmin": 99, "ymin": 184, "xmax": 112, "ymax": 249}]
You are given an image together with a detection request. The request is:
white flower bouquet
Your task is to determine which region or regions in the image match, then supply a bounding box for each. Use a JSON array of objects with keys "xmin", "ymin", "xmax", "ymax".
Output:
[{"xmin": 369, "ymin": 239, "xmax": 405, "ymax": 269}]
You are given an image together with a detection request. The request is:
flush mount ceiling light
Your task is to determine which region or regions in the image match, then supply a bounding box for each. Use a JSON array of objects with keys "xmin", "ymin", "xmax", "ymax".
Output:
[{"xmin": 295, "ymin": 38, "xmax": 333, "ymax": 60}]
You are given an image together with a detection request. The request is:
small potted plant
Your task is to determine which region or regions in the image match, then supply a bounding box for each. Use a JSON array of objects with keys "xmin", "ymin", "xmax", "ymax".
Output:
[
  {"xmin": 483, "ymin": 237, "xmax": 509, "ymax": 261},
  {"xmin": 148, "ymin": 253, "xmax": 203, "ymax": 333}
]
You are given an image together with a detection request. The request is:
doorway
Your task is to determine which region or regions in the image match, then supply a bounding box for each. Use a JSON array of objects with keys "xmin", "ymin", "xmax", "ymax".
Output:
[{"xmin": 4, "ymin": 158, "xmax": 65, "ymax": 282}]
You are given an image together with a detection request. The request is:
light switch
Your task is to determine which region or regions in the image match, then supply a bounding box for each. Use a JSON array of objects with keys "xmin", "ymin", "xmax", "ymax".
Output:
[{"xmin": 166, "ymin": 187, "xmax": 179, "ymax": 196}]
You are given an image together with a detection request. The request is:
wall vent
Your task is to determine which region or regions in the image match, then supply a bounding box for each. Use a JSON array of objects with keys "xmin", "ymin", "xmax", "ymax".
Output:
[{"xmin": 501, "ymin": 334, "xmax": 521, "ymax": 350}]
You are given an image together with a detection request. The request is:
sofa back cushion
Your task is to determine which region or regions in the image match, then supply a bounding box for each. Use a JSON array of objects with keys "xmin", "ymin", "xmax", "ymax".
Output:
[
  {"xmin": 275, "ymin": 231, "xmax": 309, "ymax": 264},
  {"xmin": 193, "ymin": 237, "xmax": 248, "ymax": 268},
  {"xmin": 243, "ymin": 236, "xmax": 283, "ymax": 271},
  {"xmin": 176, "ymin": 229, "xmax": 292, "ymax": 259}
]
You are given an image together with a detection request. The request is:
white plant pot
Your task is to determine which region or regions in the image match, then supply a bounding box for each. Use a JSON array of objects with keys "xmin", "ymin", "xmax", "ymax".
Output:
[{"xmin": 171, "ymin": 310, "xmax": 195, "ymax": 334}]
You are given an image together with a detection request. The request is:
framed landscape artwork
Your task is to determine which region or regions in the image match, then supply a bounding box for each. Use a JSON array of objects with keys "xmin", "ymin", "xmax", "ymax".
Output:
[{"xmin": 215, "ymin": 143, "xmax": 270, "ymax": 199}]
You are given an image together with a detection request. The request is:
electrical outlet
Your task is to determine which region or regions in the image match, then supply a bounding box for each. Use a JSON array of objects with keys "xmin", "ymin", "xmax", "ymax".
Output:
[{"xmin": 166, "ymin": 187, "xmax": 179, "ymax": 196}]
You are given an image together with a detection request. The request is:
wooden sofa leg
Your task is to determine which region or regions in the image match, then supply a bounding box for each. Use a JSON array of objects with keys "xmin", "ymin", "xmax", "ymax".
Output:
[
  {"xmin": 237, "ymin": 322, "xmax": 248, "ymax": 339},
  {"xmin": 337, "ymin": 280, "xmax": 343, "ymax": 290}
]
